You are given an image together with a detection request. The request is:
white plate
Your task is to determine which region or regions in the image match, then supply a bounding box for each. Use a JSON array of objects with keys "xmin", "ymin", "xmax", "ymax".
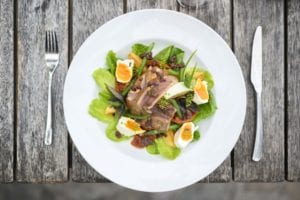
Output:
[{"xmin": 64, "ymin": 9, "xmax": 246, "ymax": 192}]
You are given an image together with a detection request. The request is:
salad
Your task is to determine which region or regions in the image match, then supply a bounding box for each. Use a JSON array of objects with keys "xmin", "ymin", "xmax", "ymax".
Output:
[{"xmin": 89, "ymin": 43, "xmax": 217, "ymax": 160}]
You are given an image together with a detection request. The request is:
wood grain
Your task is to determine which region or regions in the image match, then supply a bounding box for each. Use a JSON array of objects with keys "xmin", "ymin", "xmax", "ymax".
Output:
[
  {"xmin": 16, "ymin": 0, "xmax": 68, "ymax": 182},
  {"xmin": 127, "ymin": 0, "xmax": 177, "ymax": 11},
  {"xmin": 233, "ymin": 0, "xmax": 285, "ymax": 181},
  {"xmin": 71, "ymin": 0, "xmax": 123, "ymax": 182},
  {"xmin": 287, "ymin": 0, "xmax": 300, "ymax": 181},
  {"xmin": 181, "ymin": 0, "xmax": 232, "ymax": 182},
  {"xmin": 0, "ymin": 0, "xmax": 14, "ymax": 182}
]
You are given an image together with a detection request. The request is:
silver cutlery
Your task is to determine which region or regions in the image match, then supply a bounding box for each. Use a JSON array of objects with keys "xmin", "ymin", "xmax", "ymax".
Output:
[
  {"xmin": 45, "ymin": 30, "xmax": 59, "ymax": 145},
  {"xmin": 251, "ymin": 26, "xmax": 263, "ymax": 161}
]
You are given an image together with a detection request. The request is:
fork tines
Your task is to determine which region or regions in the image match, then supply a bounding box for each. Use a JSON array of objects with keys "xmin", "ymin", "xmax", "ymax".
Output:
[{"xmin": 45, "ymin": 31, "xmax": 58, "ymax": 53}]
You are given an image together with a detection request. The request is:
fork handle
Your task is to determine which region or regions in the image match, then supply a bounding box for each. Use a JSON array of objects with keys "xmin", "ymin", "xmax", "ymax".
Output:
[
  {"xmin": 252, "ymin": 92, "xmax": 263, "ymax": 161},
  {"xmin": 45, "ymin": 71, "xmax": 53, "ymax": 145}
]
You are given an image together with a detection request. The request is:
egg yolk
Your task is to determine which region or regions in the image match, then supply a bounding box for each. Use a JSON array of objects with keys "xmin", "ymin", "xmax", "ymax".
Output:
[
  {"xmin": 194, "ymin": 78, "xmax": 209, "ymax": 100},
  {"xmin": 116, "ymin": 63, "xmax": 132, "ymax": 82},
  {"xmin": 180, "ymin": 123, "xmax": 193, "ymax": 141},
  {"xmin": 125, "ymin": 119, "xmax": 143, "ymax": 132}
]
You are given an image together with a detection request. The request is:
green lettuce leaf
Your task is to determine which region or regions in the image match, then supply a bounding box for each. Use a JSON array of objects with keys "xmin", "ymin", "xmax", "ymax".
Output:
[
  {"xmin": 170, "ymin": 47, "xmax": 185, "ymax": 64},
  {"xmin": 202, "ymin": 70, "xmax": 214, "ymax": 89},
  {"xmin": 155, "ymin": 137, "xmax": 181, "ymax": 160},
  {"xmin": 92, "ymin": 68, "xmax": 115, "ymax": 93},
  {"xmin": 193, "ymin": 91, "xmax": 217, "ymax": 123},
  {"xmin": 106, "ymin": 50, "xmax": 117, "ymax": 74},
  {"xmin": 176, "ymin": 52, "xmax": 185, "ymax": 64},
  {"xmin": 170, "ymin": 47, "xmax": 184, "ymax": 57},
  {"xmin": 98, "ymin": 91, "xmax": 112, "ymax": 100},
  {"xmin": 154, "ymin": 45, "xmax": 173, "ymax": 63},
  {"xmin": 146, "ymin": 143, "xmax": 159, "ymax": 155},
  {"xmin": 88, "ymin": 98, "xmax": 114, "ymax": 123},
  {"xmin": 131, "ymin": 43, "xmax": 150, "ymax": 55}
]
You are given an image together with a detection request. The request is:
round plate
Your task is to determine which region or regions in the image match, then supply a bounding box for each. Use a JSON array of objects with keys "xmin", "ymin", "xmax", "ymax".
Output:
[{"xmin": 64, "ymin": 9, "xmax": 246, "ymax": 192}]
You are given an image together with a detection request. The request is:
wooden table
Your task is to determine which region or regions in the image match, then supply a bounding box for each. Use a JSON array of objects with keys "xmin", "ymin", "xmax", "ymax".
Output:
[{"xmin": 0, "ymin": 0, "xmax": 299, "ymax": 183}]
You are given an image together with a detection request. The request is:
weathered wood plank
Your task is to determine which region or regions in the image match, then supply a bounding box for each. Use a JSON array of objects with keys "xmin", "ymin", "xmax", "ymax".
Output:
[
  {"xmin": 71, "ymin": 0, "xmax": 123, "ymax": 182},
  {"xmin": 181, "ymin": 0, "xmax": 232, "ymax": 182},
  {"xmin": 0, "ymin": 0, "xmax": 14, "ymax": 183},
  {"xmin": 233, "ymin": 0, "xmax": 285, "ymax": 181},
  {"xmin": 127, "ymin": 0, "xmax": 177, "ymax": 10},
  {"xmin": 287, "ymin": 0, "xmax": 300, "ymax": 181},
  {"xmin": 16, "ymin": 0, "xmax": 68, "ymax": 182}
]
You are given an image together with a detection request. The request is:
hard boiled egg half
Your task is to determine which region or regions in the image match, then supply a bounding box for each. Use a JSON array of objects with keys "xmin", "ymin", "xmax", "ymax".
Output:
[
  {"xmin": 174, "ymin": 122, "xmax": 195, "ymax": 149},
  {"xmin": 192, "ymin": 78, "xmax": 209, "ymax": 105},
  {"xmin": 116, "ymin": 116, "xmax": 145, "ymax": 137},
  {"xmin": 115, "ymin": 59, "xmax": 134, "ymax": 83}
]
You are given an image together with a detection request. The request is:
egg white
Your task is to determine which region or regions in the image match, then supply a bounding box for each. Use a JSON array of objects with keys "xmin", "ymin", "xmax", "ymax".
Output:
[
  {"xmin": 174, "ymin": 122, "xmax": 195, "ymax": 149},
  {"xmin": 116, "ymin": 117, "xmax": 145, "ymax": 137},
  {"xmin": 116, "ymin": 59, "xmax": 134, "ymax": 83},
  {"xmin": 164, "ymin": 82, "xmax": 191, "ymax": 99}
]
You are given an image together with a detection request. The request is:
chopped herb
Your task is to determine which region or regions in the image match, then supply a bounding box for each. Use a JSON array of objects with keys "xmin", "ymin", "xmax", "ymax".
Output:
[{"xmin": 157, "ymin": 97, "xmax": 171, "ymax": 110}]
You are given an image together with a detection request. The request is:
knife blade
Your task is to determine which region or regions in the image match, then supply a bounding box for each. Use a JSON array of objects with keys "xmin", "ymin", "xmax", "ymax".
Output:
[
  {"xmin": 251, "ymin": 26, "xmax": 262, "ymax": 93},
  {"xmin": 251, "ymin": 26, "xmax": 263, "ymax": 162}
]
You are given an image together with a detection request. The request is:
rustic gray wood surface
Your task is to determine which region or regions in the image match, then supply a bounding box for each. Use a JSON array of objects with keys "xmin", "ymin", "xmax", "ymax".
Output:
[
  {"xmin": 71, "ymin": 0, "xmax": 123, "ymax": 182},
  {"xmin": 181, "ymin": 0, "xmax": 232, "ymax": 183},
  {"xmin": 127, "ymin": 0, "xmax": 177, "ymax": 10},
  {"xmin": 0, "ymin": 0, "xmax": 299, "ymax": 184},
  {"xmin": 233, "ymin": 0, "xmax": 285, "ymax": 181},
  {"xmin": 287, "ymin": 0, "xmax": 300, "ymax": 181},
  {"xmin": 16, "ymin": 0, "xmax": 68, "ymax": 182},
  {"xmin": 0, "ymin": 0, "xmax": 14, "ymax": 183}
]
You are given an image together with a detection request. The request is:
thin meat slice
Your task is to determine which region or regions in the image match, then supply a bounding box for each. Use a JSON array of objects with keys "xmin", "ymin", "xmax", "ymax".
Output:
[
  {"xmin": 140, "ymin": 105, "xmax": 176, "ymax": 131},
  {"xmin": 126, "ymin": 66, "xmax": 178, "ymax": 115},
  {"xmin": 142, "ymin": 75, "xmax": 178, "ymax": 112}
]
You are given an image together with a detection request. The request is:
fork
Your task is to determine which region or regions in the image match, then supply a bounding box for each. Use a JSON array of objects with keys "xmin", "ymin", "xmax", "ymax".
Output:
[{"xmin": 45, "ymin": 30, "xmax": 59, "ymax": 145}]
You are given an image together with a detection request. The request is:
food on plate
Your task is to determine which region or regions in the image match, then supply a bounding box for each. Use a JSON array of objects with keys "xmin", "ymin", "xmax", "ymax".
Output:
[
  {"xmin": 116, "ymin": 116, "xmax": 145, "ymax": 136},
  {"xmin": 89, "ymin": 43, "xmax": 217, "ymax": 160},
  {"xmin": 164, "ymin": 82, "xmax": 191, "ymax": 99},
  {"xmin": 174, "ymin": 122, "xmax": 195, "ymax": 149},
  {"xmin": 193, "ymin": 79, "xmax": 209, "ymax": 105},
  {"xmin": 115, "ymin": 59, "xmax": 134, "ymax": 83}
]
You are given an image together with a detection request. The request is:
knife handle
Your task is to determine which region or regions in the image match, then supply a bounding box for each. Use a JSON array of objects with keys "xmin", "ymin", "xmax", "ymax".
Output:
[{"xmin": 252, "ymin": 92, "xmax": 263, "ymax": 161}]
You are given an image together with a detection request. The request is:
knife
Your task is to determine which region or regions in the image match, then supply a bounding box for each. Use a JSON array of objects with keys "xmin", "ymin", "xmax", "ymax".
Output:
[{"xmin": 251, "ymin": 26, "xmax": 263, "ymax": 162}]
